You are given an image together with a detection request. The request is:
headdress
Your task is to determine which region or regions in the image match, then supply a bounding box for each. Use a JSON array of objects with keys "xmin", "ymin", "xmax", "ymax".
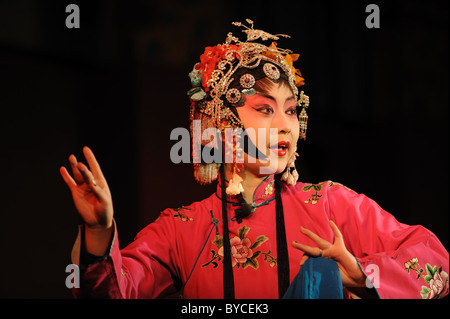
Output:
[{"xmin": 187, "ymin": 19, "xmax": 310, "ymax": 187}]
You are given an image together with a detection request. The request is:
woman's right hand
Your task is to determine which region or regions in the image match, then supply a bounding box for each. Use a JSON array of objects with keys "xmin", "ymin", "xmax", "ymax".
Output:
[{"xmin": 60, "ymin": 146, "xmax": 114, "ymax": 246}]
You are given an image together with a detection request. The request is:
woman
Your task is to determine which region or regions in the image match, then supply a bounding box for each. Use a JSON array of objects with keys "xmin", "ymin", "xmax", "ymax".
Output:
[{"xmin": 60, "ymin": 20, "xmax": 448, "ymax": 299}]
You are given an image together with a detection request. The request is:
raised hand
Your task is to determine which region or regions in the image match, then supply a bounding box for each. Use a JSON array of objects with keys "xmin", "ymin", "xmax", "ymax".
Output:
[
  {"xmin": 291, "ymin": 220, "xmax": 366, "ymax": 288},
  {"xmin": 60, "ymin": 146, "xmax": 114, "ymax": 255}
]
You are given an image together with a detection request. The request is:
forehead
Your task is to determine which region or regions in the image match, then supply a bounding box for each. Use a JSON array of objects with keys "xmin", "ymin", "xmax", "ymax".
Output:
[{"xmin": 252, "ymin": 83, "xmax": 295, "ymax": 102}]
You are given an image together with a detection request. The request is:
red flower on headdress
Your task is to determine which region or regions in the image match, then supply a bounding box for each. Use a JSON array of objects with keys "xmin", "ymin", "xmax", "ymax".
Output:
[{"xmin": 196, "ymin": 44, "xmax": 241, "ymax": 91}]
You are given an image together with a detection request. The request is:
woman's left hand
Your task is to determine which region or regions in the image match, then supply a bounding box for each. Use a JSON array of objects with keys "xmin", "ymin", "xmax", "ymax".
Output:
[{"xmin": 291, "ymin": 220, "xmax": 366, "ymax": 288}]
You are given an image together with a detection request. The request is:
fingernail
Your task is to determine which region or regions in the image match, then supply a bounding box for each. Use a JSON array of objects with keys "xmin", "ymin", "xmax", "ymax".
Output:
[{"xmin": 92, "ymin": 179, "xmax": 97, "ymax": 186}]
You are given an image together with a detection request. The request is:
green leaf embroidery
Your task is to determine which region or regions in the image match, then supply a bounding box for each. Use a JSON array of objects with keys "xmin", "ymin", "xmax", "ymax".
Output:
[
  {"xmin": 201, "ymin": 250, "xmax": 221, "ymax": 268},
  {"xmin": 403, "ymin": 258, "xmax": 448, "ymax": 299},
  {"xmin": 238, "ymin": 225, "xmax": 250, "ymax": 240},
  {"xmin": 426, "ymin": 263, "xmax": 435, "ymax": 276},
  {"xmin": 243, "ymin": 257, "xmax": 259, "ymax": 269},
  {"xmin": 251, "ymin": 235, "xmax": 269, "ymax": 250},
  {"xmin": 252, "ymin": 251, "xmax": 262, "ymax": 259},
  {"xmin": 312, "ymin": 184, "xmax": 323, "ymax": 191},
  {"xmin": 212, "ymin": 234, "xmax": 223, "ymax": 248},
  {"xmin": 420, "ymin": 286, "xmax": 431, "ymax": 299}
]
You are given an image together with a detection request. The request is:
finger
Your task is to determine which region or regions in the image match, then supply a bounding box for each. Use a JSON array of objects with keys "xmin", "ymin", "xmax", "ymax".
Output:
[
  {"xmin": 299, "ymin": 255, "xmax": 309, "ymax": 267},
  {"xmin": 329, "ymin": 220, "xmax": 343, "ymax": 241},
  {"xmin": 83, "ymin": 146, "xmax": 106, "ymax": 182},
  {"xmin": 69, "ymin": 155, "xmax": 84, "ymax": 185},
  {"xmin": 300, "ymin": 226, "xmax": 331, "ymax": 250},
  {"xmin": 77, "ymin": 162, "xmax": 97, "ymax": 188},
  {"xmin": 60, "ymin": 166, "xmax": 77, "ymax": 189},
  {"xmin": 291, "ymin": 241, "xmax": 322, "ymax": 257}
]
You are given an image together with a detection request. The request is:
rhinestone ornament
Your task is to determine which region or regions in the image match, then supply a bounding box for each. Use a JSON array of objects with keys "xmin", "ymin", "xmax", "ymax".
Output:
[
  {"xmin": 226, "ymin": 88, "xmax": 242, "ymax": 104},
  {"xmin": 263, "ymin": 63, "xmax": 280, "ymax": 80},
  {"xmin": 240, "ymin": 73, "xmax": 256, "ymax": 89}
]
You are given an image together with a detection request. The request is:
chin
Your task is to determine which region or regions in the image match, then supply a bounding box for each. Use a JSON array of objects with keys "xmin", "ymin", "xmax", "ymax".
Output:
[
  {"xmin": 275, "ymin": 162, "xmax": 289, "ymax": 175},
  {"xmin": 255, "ymin": 157, "xmax": 288, "ymax": 176}
]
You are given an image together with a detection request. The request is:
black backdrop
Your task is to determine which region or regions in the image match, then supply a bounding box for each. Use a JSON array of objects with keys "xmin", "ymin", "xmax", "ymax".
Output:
[{"xmin": 0, "ymin": 0, "xmax": 448, "ymax": 298}]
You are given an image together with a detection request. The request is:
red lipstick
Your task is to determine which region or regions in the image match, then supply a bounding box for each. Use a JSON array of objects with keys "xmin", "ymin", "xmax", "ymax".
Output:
[{"xmin": 270, "ymin": 141, "xmax": 290, "ymax": 157}]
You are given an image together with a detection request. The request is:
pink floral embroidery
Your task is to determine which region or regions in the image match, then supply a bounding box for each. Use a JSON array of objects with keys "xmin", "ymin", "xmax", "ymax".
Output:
[
  {"xmin": 429, "ymin": 270, "xmax": 449, "ymax": 299},
  {"xmin": 404, "ymin": 257, "xmax": 449, "ymax": 299},
  {"xmin": 219, "ymin": 236, "xmax": 253, "ymax": 267},
  {"xmin": 202, "ymin": 225, "xmax": 271, "ymax": 269}
]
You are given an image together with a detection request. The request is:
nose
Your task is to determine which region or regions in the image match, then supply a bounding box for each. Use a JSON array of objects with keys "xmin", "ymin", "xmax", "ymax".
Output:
[{"xmin": 272, "ymin": 111, "xmax": 291, "ymax": 134}]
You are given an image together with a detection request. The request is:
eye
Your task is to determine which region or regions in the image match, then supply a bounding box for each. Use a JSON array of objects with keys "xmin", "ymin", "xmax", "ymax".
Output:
[
  {"xmin": 286, "ymin": 106, "xmax": 298, "ymax": 116},
  {"xmin": 254, "ymin": 105, "xmax": 274, "ymax": 115}
]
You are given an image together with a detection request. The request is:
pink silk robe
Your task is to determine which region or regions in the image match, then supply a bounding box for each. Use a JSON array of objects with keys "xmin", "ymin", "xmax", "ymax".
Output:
[{"xmin": 71, "ymin": 176, "xmax": 449, "ymax": 299}]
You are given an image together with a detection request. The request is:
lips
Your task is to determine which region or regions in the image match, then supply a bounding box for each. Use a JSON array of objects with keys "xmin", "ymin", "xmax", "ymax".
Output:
[{"xmin": 270, "ymin": 141, "xmax": 290, "ymax": 157}]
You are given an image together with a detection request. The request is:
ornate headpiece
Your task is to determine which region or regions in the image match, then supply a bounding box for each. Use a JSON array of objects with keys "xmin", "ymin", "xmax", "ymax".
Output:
[{"xmin": 187, "ymin": 19, "xmax": 310, "ymax": 186}]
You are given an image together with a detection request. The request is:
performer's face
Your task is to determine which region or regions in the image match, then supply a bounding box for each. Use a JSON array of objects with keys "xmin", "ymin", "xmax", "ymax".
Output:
[{"xmin": 236, "ymin": 82, "xmax": 300, "ymax": 177}]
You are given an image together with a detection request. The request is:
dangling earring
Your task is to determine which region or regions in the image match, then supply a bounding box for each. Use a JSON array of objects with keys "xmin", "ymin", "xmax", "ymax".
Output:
[
  {"xmin": 299, "ymin": 108, "xmax": 308, "ymax": 140},
  {"xmin": 281, "ymin": 151, "xmax": 299, "ymax": 186},
  {"xmin": 298, "ymin": 91, "xmax": 309, "ymax": 140},
  {"xmin": 225, "ymin": 129, "xmax": 245, "ymax": 195},
  {"xmin": 226, "ymin": 164, "xmax": 244, "ymax": 195}
]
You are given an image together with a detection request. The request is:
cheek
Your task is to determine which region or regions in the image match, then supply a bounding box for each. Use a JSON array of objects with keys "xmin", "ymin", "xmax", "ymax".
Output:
[
  {"xmin": 236, "ymin": 108, "xmax": 271, "ymax": 145},
  {"xmin": 236, "ymin": 107, "xmax": 258, "ymax": 129},
  {"xmin": 293, "ymin": 121, "xmax": 300, "ymax": 142}
]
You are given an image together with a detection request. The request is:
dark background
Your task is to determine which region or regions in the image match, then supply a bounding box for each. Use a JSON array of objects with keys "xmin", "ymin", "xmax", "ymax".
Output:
[{"xmin": 0, "ymin": 0, "xmax": 448, "ymax": 298}]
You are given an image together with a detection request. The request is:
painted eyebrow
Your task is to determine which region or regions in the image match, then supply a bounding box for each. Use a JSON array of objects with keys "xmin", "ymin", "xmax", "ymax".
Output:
[
  {"xmin": 256, "ymin": 93, "xmax": 276, "ymax": 101},
  {"xmin": 285, "ymin": 96, "xmax": 295, "ymax": 103}
]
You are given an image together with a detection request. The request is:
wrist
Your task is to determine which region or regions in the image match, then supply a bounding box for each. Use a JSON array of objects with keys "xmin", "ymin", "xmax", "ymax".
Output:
[
  {"xmin": 85, "ymin": 221, "xmax": 113, "ymax": 232},
  {"xmin": 353, "ymin": 257, "xmax": 367, "ymax": 287},
  {"xmin": 84, "ymin": 221, "xmax": 114, "ymax": 256},
  {"xmin": 85, "ymin": 214, "xmax": 114, "ymax": 231}
]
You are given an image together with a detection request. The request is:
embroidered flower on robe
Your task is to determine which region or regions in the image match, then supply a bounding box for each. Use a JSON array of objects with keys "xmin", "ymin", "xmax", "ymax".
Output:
[
  {"xmin": 172, "ymin": 207, "xmax": 194, "ymax": 222},
  {"xmin": 219, "ymin": 236, "xmax": 253, "ymax": 267},
  {"xmin": 404, "ymin": 257, "xmax": 449, "ymax": 299},
  {"xmin": 302, "ymin": 181, "xmax": 353, "ymax": 205},
  {"xmin": 263, "ymin": 181, "xmax": 274, "ymax": 198},
  {"xmin": 202, "ymin": 225, "xmax": 270, "ymax": 270},
  {"xmin": 302, "ymin": 182, "xmax": 325, "ymax": 204},
  {"xmin": 428, "ymin": 269, "xmax": 449, "ymax": 299}
]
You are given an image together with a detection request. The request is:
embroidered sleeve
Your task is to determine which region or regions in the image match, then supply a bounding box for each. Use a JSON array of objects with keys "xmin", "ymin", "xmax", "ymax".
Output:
[
  {"xmin": 327, "ymin": 183, "xmax": 449, "ymax": 299},
  {"xmin": 72, "ymin": 209, "xmax": 181, "ymax": 299}
]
